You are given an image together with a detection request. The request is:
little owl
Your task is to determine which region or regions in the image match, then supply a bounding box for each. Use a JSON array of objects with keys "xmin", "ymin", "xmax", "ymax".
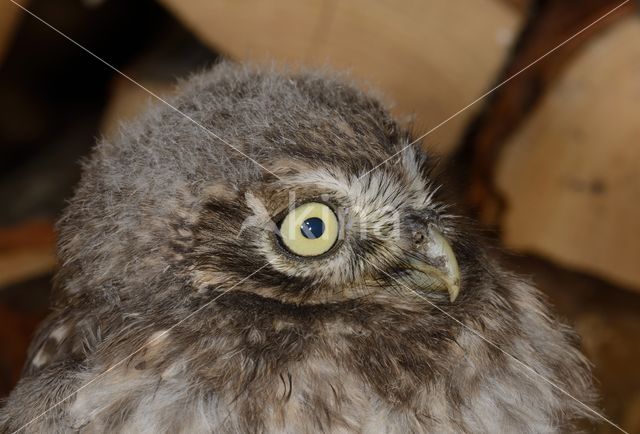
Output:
[{"xmin": 0, "ymin": 63, "xmax": 595, "ymax": 433}]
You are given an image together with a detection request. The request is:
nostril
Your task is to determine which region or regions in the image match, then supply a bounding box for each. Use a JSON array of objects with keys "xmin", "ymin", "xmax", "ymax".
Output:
[{"xmin": 413, "ymin": 230, "xmax": 426, "ymax": 245}]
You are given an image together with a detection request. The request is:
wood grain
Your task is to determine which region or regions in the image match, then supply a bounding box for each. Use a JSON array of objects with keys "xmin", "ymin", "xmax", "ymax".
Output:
[
  {"xmin": 454, "ymin": 0, "xmax": 634, "ymax": 219},
  {"xmin": 496, "ymin": 16, "xmax": 640, "ymax": 291}
]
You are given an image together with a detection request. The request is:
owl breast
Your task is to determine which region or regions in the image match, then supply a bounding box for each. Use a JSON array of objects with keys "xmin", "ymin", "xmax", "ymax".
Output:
[{"xmin": 61, "ymin": 291, "xmax": 561, "ymax": 434}]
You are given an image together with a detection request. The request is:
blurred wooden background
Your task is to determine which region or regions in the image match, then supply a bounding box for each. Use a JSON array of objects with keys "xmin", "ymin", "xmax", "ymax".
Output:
[{"xmin": 1, "ymin": 0, "xmax": 639, "ymax": 432}]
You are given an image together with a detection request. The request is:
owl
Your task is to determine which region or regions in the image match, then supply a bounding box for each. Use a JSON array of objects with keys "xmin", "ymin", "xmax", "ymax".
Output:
[{"xmin": 0, "ymin": 63, "xmax": 596, "ymax": 433}]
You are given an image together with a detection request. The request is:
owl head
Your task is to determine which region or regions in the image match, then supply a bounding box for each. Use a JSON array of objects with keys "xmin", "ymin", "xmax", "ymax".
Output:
[{"xmin": 54, "ymin": 62, "xmax": 473, "ymax": 308}]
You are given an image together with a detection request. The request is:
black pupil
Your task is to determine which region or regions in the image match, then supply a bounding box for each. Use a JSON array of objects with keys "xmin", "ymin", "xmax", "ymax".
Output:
[{"xmin": 300, "ymin": 217, "xmax": 325, "ymax": 239}]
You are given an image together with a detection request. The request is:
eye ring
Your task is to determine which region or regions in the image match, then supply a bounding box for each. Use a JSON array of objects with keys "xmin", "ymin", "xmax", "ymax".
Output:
[{"xmin": 277, "ymin": 202, "xmax": 340, "ymax": 257}]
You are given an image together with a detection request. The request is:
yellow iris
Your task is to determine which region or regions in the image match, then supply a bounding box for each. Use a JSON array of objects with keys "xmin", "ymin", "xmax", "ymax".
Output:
[{"xmin": 279, "ymin": 202, "xmax": 339, "ymax": 256}]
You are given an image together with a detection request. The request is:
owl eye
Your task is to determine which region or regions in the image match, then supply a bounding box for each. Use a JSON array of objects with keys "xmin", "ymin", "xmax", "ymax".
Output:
[{"xmin": 278, "ymin": 202, "xmax": 339, "ymax": 257}]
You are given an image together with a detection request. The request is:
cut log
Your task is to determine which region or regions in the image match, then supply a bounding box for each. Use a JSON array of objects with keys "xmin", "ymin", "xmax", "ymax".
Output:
[
  {"xmin": 496, "ymin": 15, "xmax": 640, "ymax": 292},
  {"xmin": 158, "ymin": 0, "xmax": 520, "ymax": 155},
  {"xmin": 454, "ymin": 0, "xmax": 635, "ymax": 219}
]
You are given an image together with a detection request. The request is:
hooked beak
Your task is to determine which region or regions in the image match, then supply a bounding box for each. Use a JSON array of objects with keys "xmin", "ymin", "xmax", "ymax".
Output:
[{"xmin": 407, "ymin": 228, "xmax": 461, "ymax": 302}]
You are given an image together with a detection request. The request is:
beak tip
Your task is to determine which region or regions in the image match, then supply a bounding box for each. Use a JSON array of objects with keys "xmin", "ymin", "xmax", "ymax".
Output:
[{"xmin": 448, "ymin": 283, "xmax": 460, "ymax": 302}]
